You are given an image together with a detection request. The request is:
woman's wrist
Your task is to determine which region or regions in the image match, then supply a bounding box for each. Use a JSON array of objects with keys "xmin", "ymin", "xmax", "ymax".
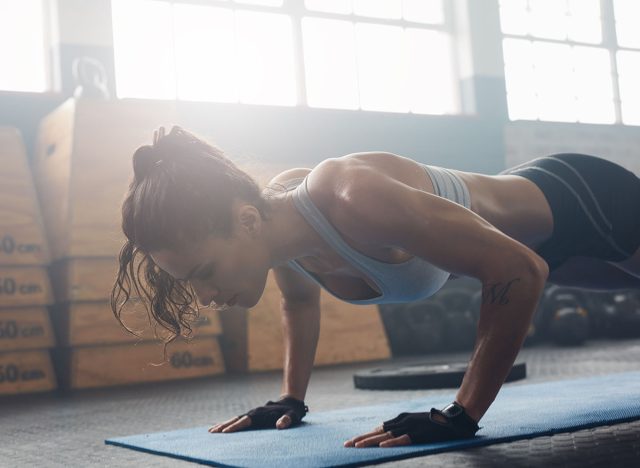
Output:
[
  {"xmin": 453, "ymin": 397, "xmax": 483, "ymax": 423},
  {"xmin": 279, "ymin": 393, "xmax": 305, "ymax": 402}
]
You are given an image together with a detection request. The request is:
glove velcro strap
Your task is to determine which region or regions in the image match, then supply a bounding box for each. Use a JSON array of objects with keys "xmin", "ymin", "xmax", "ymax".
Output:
[
  {"xmin": 273, "ymin": 396, "xmax": 309, "ymax": 416},
  {"xmin": 241, "ymin": 397, "xmax": 309, "ymax": 429},
  {"xmin": 433, "ymin": 405, "xmax": 480, "ymax": 435}
]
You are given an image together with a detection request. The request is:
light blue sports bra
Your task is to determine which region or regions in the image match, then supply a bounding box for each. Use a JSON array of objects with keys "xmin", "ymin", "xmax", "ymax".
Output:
[{"xmin": 285, "ymin": 164, "xmax": 471, "ymax": 305}]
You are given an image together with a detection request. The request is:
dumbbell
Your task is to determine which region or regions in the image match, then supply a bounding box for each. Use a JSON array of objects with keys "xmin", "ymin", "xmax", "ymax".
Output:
[
  {"xmin": 595, "ymin": 290, "xmax": 640, "ymax": 339},
  {"xmin": 579, "ymin": 290, "xmax": 610, "ymax": 339},
  {"xmin": 543, "ymin": 286, "xmax": 590, "ymax": 346}
]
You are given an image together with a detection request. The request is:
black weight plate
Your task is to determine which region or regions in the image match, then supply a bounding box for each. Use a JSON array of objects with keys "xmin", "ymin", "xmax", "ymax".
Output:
[{"xmin": 354, "ymin": 361, "xmax": 526, "ymax": 390}]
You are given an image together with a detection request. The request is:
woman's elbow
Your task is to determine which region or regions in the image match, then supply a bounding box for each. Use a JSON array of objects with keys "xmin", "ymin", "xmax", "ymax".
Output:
[
  {"xmin": 525, "ymin": 251, "xmax": 549, "ymax": 283},
  {"xmin": 480, "ymin": 248, "xmax": 549, "ymax": 287}
]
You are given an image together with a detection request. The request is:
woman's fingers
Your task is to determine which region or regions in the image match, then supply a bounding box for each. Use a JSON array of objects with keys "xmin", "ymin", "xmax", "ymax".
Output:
[
  {"xmin": 276, "ymin": 414, "xmax": 291, "ymax": 429},
  {"xmin": 209, "ymin": 414, "xmax": 293, "ymax": 433},
  {"xmin": 353, "ymin": 431, "xmax": 396, "ymax": 448},
  {"xmin": 208, "ymin": 415, "xmax": 252, "ymax": 433},
  {"xmin": 209, "ymin": 417, "xmax": 409, "ymax": 447},
  {"xmin": 345, "ymin": 425, "xmax": 413, "ymax": 448},
  {"xmin": 221, "ymin": 415, "xmax": 252, "ymax": 433},
  {"xmin": 379, "ymin": 434, "xmax": 412, "ymax": 447},
  {"xmin": 343, "ymin": 426, "xmax": 386, "ymax": 447},
  {"xmin": 208, "ymin": 416, "xmax": 241, "ymax": 433}
]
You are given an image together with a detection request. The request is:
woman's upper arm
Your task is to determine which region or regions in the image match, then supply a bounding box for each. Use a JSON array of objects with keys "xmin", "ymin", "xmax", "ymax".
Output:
[
  {"xmin": 327, "ymin": 167, "xmax": 548, "ymax": 282},
  {"xmin": 272, "ymin": 263, "xmax": 321, "ymax": 307}
]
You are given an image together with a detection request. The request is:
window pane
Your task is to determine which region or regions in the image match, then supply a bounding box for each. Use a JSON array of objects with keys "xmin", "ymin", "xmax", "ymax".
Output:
[
  {"xmin": 499, "ymin": 0, "xmax": 529, "ymax": 36},
  {"xmin": 567, "ymin": 0, "xmax": 600, "ymax": 18},
  {"xmin": 529, "ymin": 0, "xmax": 568, "ymax": 40},
  {"xmin": 573, "ymin": 46, "xmax": 614, "ymax": 124},
  {"xmin": 504, "ymin": 39, "xmax": 615, "ymax": 124},
  {"xmin": 304, "ymin": 0, "xmax": 351, "ymax": 15},
  {"xmin": 532, "ymin": 41, "xmax": 575, "ymax": 122},
  {"xmin": 355, "ymin": 23, "xmax": 408, "ymax": 112},
  {"xmin": 173, "ymin": 5, "xmax": 238, "ymax": 103},
  {"xmin": 500, "ymin": 0, "xmax": 601, "ymax": 43},
  {"xmin": 503, "ymin": 39, "xmax": 539, "ymax": 120},
  {"xmin": 236, "ymin": 11, "xmax": 296, "ymax": 106},
  {"xmin": 614, "ymin": 0, "xmax": 640, "ymax": 48},
  {"xmin": 0, "ymin": 0, "xmax": 47, "ymax": 92},
  {"xmin": 402, "ymin": 0, "xmax": 444, "ymax": 24},
  {"xmin": 406, "ymin": 29, "xmax": 457, "ymax": 114},
  {"xmin": 617, "ymin": 51, "xmax": 640, "ymax": 125},
  {"xmin": 503, "ymin": 38, "xmax": 535, "ymax": 96},
  {"xmin": 567, "ymin": 0, "xmax": 601, "ymax": 44},
  {"xmin": 112, "ymin": 0, "xmax": 175, "ymax": 99},
  {"xmin": 234, "ymin": 0, "xmax": 283, "ymax": 6},
  {"xmin": 506, "ymin": 92, "xmax": 539, "ymax": 121},
  {"xmin": 301, "ymin": 18, "xmax": 358, "ymax": 110},
  {"xmin": 353, "ymin": 0, "xmax": 402, "ymax": 20},
  {"xmin": 567, "ymin": 16, "xmax": 601, "ymax": 44}
]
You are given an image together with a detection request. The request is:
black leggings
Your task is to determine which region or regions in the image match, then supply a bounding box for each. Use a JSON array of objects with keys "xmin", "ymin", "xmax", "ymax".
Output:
[{"xmin": 503, "ymin": 153, "xmax": 640, "ymax": 272}]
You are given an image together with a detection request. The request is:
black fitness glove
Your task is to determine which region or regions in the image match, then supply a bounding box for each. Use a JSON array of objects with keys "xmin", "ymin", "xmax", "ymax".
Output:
[
  {"xmin": 241, "ymin": 396, "xmax": 309, "ymax": 429},
  {"xmin": 382, "ymin": 402, "xmax": 480, "ymax": 444}
]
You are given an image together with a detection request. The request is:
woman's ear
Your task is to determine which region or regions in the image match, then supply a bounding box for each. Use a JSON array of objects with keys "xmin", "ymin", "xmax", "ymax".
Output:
[{"xmin": 238, "ymin": 204, "xmax": 261, "ymax": 238}]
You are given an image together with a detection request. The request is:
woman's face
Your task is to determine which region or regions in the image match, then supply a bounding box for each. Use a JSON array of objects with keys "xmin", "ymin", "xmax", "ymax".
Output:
[{"xmin": 150, "ymin": 202, "xmax": 272, "ymax": 309}]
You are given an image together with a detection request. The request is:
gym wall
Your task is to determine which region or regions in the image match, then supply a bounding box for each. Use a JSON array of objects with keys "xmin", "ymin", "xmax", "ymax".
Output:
[{"xmin": 1, "ymin": 0, "xmax": 639, "ymax": 177}]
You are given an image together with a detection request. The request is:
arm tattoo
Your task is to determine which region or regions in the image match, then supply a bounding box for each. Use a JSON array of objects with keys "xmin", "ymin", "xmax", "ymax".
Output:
[{"xmin": 481, "ymin": 278, "xmax": 521, "ymax": 305}]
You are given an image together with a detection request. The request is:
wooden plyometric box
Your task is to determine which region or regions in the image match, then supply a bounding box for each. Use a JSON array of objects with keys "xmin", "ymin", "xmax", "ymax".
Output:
[
  {"xmin": 0, "ymin": 266, "xmax": 54, "ymax": 308},
  {"xmin": 49, "ymin": 256, "xmax": 161, "ymax": 302},
  {"xmin": 55, "ymin": 337, "xmax": 225, "ymax": 390},
  {"xmin": 33, "ymin": 98, "xmax": 179, "ymax": 261},
  {"xmin": 50, "ymin": 257, "xmax": 124, "ymax": 302},
  {"xmin": 0, "ymin": 127, "xmax": 50, "ymax": 266},
  {"xmin": 0, "ymin": 307, "xmax": 55, "ymax": 351},
  {"xmin": 0, "ymin": 349, "xmax": 57, "ymax": 395},
  {"xmin": 32, "ymin": 98, "xmax": 291, "ymax": 262},
  {"xmin": 53, "ymin": 300, "xmax": 222, "ymax": 346},
  {"xmin": 219, "ymin": 271, "xmax": 390, "ymax": 372}
]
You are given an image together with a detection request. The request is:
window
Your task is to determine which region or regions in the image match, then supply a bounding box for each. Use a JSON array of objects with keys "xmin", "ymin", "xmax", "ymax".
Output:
[
  {"xmin": 0, "ymin": 0, "xmax": 48, "ymax": 92},
  {"xmin": 302, "ymin": 0, "xmax": 457, "ymax": 114},
  {"xmin": 613, "ymin": 0, "xmax": 640, "ymax": 125},
  {"xmin": 111, "ymin": 0, "xmax": 459, "ymax": 114},
  {"xmin": 500, "ymin": 0, "xmax": 640, "ymax": 126}
]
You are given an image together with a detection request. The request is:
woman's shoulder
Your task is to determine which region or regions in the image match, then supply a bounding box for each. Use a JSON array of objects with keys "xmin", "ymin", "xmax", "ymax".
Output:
[
  {"xmin": 307, "ymin": 152, "xmax": 435, "ymax": 198},
  {"xmin": 265, "ymin": 159, "xmax": 340, "ymax": 200},
  {"xmin": 266, "ymin": 152, "xmax": 434, "ymax": 206}
]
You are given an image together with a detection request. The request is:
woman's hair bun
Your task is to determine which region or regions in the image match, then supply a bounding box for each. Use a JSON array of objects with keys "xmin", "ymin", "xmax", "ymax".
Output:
[
  {"xmin": 132, "ymin": 125, "xmax": 223, "ymax": 181},
  {"xmin": 132, "ymin": 144, "xmax": 162, "ymax": 180},
  {"xmin": 132, "ymin": 126, "xmax": 173, "ymax": 180},
  {"xmin": 153, "ymin": 126, "xmax": 166, "ymax": 145}
]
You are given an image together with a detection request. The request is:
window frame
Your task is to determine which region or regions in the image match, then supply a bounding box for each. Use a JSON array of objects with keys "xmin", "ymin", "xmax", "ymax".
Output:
[
  {"xmin": 499, "ymin": 0, "xmax": 640, "ymax": 126},
  {"xmin": 110, "ymin": 0, "xmax": 462, "ymax": 114},
  {"xmin": 0, "ymin": 0, "xmax": 54, "ymax": 94}
]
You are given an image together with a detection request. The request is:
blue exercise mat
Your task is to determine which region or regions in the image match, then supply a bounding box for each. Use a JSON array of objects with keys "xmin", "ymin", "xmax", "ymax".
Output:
[{"xmin": 106, "ymin": 371, "xmax": 640, "ymax": 467}]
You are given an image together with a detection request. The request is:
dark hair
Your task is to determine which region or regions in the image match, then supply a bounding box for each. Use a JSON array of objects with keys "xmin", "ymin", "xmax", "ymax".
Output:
[{"xmin": 110, "ymin": 126, "xmax": 277, "ymax": 346}]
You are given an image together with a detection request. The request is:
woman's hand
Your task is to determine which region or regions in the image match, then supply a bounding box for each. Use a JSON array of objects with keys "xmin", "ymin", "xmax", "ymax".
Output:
[
  {"xmin": 344, "ymin": 404, "xmax": 480, "ymax": 448},
  {"xmin": 209, "ymin": 396, "xmax": 308, "ymax": 433}
]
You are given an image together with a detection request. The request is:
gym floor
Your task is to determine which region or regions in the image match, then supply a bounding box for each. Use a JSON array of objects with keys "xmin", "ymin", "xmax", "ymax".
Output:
[{"xmin": 3, "ymin": 338, "xmax": 640, "ymax": 467}]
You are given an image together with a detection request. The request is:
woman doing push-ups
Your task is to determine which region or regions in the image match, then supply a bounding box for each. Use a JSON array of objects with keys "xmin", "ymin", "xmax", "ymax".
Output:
[{"xmin": 112, "ymin": 126, "xmax": 640, "ymax": 448}]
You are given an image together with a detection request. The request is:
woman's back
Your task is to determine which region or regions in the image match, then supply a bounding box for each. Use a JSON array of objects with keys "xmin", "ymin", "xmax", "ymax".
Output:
[{"xmin": 279, "ymin": 152, "xmax": 554, "ymax": 251}]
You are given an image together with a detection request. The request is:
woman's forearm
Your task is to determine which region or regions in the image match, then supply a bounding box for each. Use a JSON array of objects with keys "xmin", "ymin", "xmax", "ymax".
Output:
[
  {"xmin": 280, "ymin": 300, "xmax": 321, "ymax": 401},
  {"xmin": 455, "ymin": 267, "xmax": 548, "ymax": 423}
]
